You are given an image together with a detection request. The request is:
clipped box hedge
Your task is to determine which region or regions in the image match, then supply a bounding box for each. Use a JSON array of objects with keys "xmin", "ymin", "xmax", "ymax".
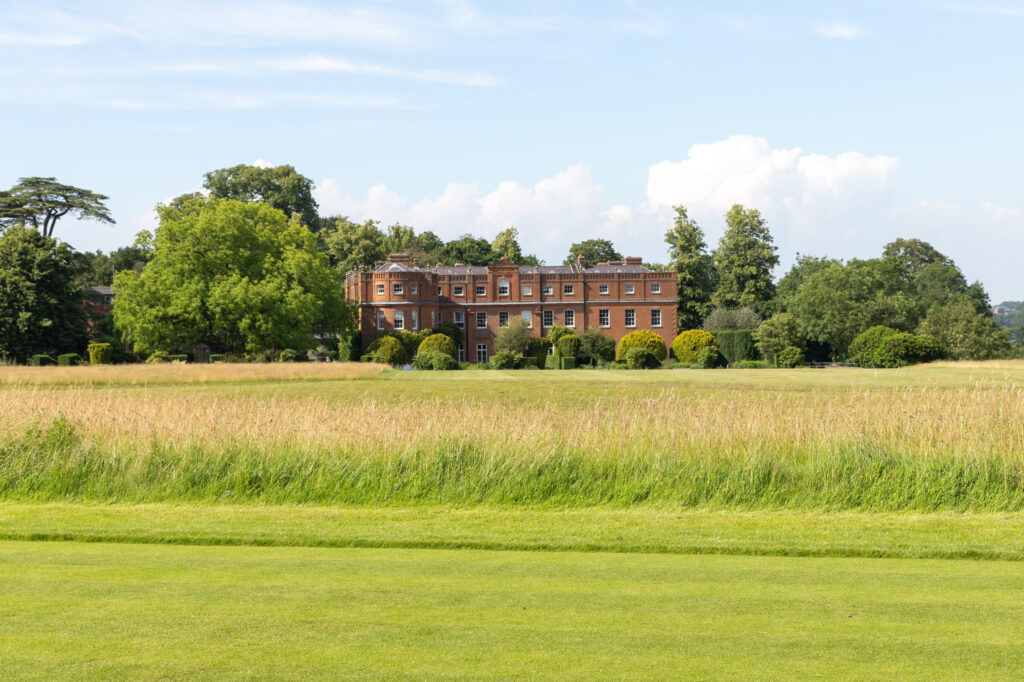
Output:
[
  {"xmin": 209, "ymin": 354, "xmax": 225, "ymax": 363},
  {"xmin": 57, "ymin": 353, "xmax": 82, "ymax": 367},
  {"xmin": 30, "ymin": 354, "xmax": 56, "ymax": 366},
  {"xmin": 711, "ymin": 329, "xmax": 758, "ymax": 365},
  {"xmin": 559, "ymin": 357, "xmax": 576, "ymax": 370},
  {"xmin": 166, "ymin": 354, "xmax": 188, "ymax": 363}
]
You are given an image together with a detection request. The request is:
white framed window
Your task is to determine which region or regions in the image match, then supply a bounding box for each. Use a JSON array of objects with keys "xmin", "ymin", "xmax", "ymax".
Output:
[
  {"xmin": 599, "ymin": 309, "xmax": 610, "ymax": 327},
  {"xmin": 476, "ymin": 343, "xmax": 488, "ymax": 363},
  {"xmin": 412, "ymin": 310, "xmax": 419, "ymax": 330},
  {"xmin": 564, "ymin": 310, "xmax": 575, "ymax": 327},
  {"xmin": 454, "ymin": 311, "xmax": 464, "ymax": 329},
  {"xmin": 393, "ymin": 283, "xmax": 403, "ymax": 296},
  {"xmin": 476, "ymin": 311, "xmax": 487, "ymax": 329},
  {"xmin": 394, "ymin": 311, "xmax": 405, "ymax": 330},
  {"xmin": 599, "ymin": 284, "xmax": 609, "ymax": 295},
  {"xmin": 458, "ymin": 344, "xmax": 465, "ymax": 362},
  {"xmin": 543, "ymin": 285, "xmax": 553, "ymax": 296},
  {"xmin": 476, "ymin": 285, "xmax": 486, "ymax": 296},
  {"xmin": 498, "ymin": 279, "xmax": 509, "ymax": 296},
  {"xmin": 499, "ymin": 311, "xmax": 509, "ymax": 327},
  {"xmin": 454, "ymin": 286, "xmax": 464, "ymax": 297},
  {"xmin": 522, "ymin": 310, "xmax": 532, "ymax": 328},
  {"xmin": 438, "ymin": 287, "xmax": 442, "ymax": 296},
  {"xmin": 522, "ymin": 285, "xmax": 532, "ymax": 296},
  {"xmin": 376, "ymin": 284, "xmax": 385, "ymax": 296},
  {"xmin": 542, "ymin": 310, "xmax": 553, "ymax": 327},
  {"xmin": 651, "ymin": 309, "xmax": 661, "ymax": 327},
  {"xmin": 376, "ymin": 311, "xmax": 385, "ymax": 330},
  {"xmin": 625, "ymin": 284, "xmax": 635, "ymax": 295},
  {"xmin": 564, "ymin": 284, "xmax": 574, "ymax": 296},
  {"xmin": 651, "ymin": 283, "xmax": 661, "ymax": 294},
  {"xmin": 411, "ymin": 284, "xmax": 418, "ymax": 295},
  {"xmin": 625, "ymin": 309, "xmax": 635, "ymax": 327}
]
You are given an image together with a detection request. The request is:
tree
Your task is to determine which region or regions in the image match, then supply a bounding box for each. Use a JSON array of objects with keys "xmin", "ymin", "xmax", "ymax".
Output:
[
  {"xmin": 491, "ymin": 227, "xmax": 523, "ymax": 262},
  {"xmin": 113, "ymin": 198, "xmax": 351, "ymax": 355},
  {"xmin": 789, "ymin": 260, "xmax": 917, "ymax": 359},
  {"xmin": 577, "ymin": 327, "xmax": 616, "ymax": 366},
  {"xmin": 204, "ymin": 164, "xmax": 320, "ymax": 231},
  {"xmin": 882, "ymin": 238, "xmax": 953, "ymax": 280},
  {"xmin": 495, "ymin": 317, "xmax": 534, "ymax": 355},
  {"xmin": 752, "ymin": 313, "xmax": 804, "ymax": 358},
  {"xmin": 441, "ymin": 234, "xmax": 493, "ymax": 265},
  {"xmin": 774, "ymin": 254, "xmax": 840, "ymax": 312},
  {"xmin": 319, "ymin": 216, "xmax": 386, "ymax": 275},
  {"xmin": 664, "ymin": 206, "xmax": 715, "ymax": 331},
  {"xmin": 701, "ymin": 307, "xmax": 761, "ymax": 331},
  {"xmin": 0, "ymin": 177, "xmax": 114, "ymax": 238},
  {"xmin": 564, "ymin": 238, "xmax": 621, "ymax": 265},
  {"xmin": 918, "ymin": 296, "xmax": 1011, "ymax": 360},
  {"xmin": 711, "ymin": 205, "xmax": 778, "ymax": 314},
  {"xmin": 381, "ymin": 223, "xmax": 417, "ymax": 255},
  {"xmin": 0, "ymin": 225, "xmax": 86, "ymax": 361}
]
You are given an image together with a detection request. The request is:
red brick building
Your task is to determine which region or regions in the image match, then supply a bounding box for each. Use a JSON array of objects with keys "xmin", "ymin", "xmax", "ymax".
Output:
[{"xmin": 345, "ymin": 254, "xmax": 677, "ymax": 362}]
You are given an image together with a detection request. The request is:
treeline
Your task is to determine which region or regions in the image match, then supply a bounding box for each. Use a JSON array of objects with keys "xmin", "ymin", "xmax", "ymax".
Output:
[{"xmin": 0, "ymin": 163, "xmax": 1016, "ymax": 364}]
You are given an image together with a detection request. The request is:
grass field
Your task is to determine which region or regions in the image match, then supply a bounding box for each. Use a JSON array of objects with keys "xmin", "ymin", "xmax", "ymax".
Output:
[{"xmin": 3, "ymin": 363, "xmax": 1024, "ymax": 678}]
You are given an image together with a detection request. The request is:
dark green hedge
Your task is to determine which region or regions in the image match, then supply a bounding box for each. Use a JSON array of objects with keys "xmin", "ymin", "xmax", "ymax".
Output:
[{"xmin": 710, "ymin": 329, "xmax": 757, "ymax": 364}]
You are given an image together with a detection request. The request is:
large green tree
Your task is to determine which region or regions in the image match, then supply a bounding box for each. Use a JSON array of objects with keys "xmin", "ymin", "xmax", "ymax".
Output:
[
  {"xmin": 441, "ymin": 234, "xmax": 493, "ymax": 265},
  {"xmin": 882, "ymin": 238, "xmax": 953, "ymax": 280},
  {"xmin": 0, "ymin": 225, "xmax": 86, "ymax": 361},
  {"xmin": 918, "ymin": 296, "xmax": 1010, "ymax": 360},
  {"xmin": 711, "ymin": 205, "xmax": 779, "ymax": 314},
  {"xmin": 664, "ymin": 205, "xmax": 715, "ymax": 331},
  {"xmin": 204, "ymin": 164, "xmax": 320, "ymax": 231},
  {"xmin": 774, "ymin": 254, "xmax": 841, "ymax": 312},
  {"xmin": 0, "ymin": 177, "xmax": 114, "ymax": 238},
  {"xmin": 491, "ymin": 227, "xmax": 540, "ymax": 265},
  {"xmin": 113, "ymin": 199, "xmax": 350, "ymax": 355},
  {"xmin": 319, "ymin": 217, "xmax": 386, "ymax": 275},
  {"xmin": 564, "ymin": 238, "xmax": 621, "ymax": 265}
]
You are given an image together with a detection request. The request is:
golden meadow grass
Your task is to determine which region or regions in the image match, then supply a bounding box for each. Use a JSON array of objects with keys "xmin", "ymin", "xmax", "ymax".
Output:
[
  {"xmin": 0, "ymin": 362, "xmax": 388, "ymax": 386},
  {"xmin": 2, "ymin": 366, "xmax": 1024, "ymax": 508}
]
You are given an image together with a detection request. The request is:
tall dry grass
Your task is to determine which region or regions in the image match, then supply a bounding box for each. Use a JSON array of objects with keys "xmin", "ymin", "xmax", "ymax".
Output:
[{"xmin": 0, "ymin": 362, "xmax": 388, "ymax": 387}]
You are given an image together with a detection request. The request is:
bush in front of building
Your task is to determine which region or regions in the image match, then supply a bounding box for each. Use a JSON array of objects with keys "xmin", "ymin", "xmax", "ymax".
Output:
[
  {"xmin": 625, "ymin": 347, "xmax": 655, "ymax": 369},
  {"xmin": 871, "ymin": 333, "xmax": 946, "ymax": 368},
  {"xmin": 577, "ymin": 327, "xmax": 616, "ymax": 366},
  {"xmin": 417, "ymin": 333, "xmax": 458, "ymax": 360},
  {"xmin": 554, "ymin": 333, "xmax": 580, "ymax": 360},
  {"xmin": 490, "ymin": 350, "xmax": 520, "ymax": 369},
  {"xmin": 616, "ymin": 330, "xmax": 667, "ymax": 363},
  {"xmin": 363, "ymin": 335, "xmax": 406, "ymax": 365},
  {"xmin": 711, "ymin": 329, "xmax": 758, "ymax": 365},
  {"xmin": 413, "ymin": 350, "xmax": 458, "ymax": 370},
  {"xmin": 338, "ymin": 331, "xmax": 361, "ymax": 361},
  {"xmin": 436, "ymin": 322, "xmax": 463, "ymax": 346},
  {"xmin": 777, "ymin": 346, "xmax": 804, "ymax": 368},
  {"xmin": 670, "ymin": 329, "xmax": 717, "ymax": 363},
  {"xmin": 87, "ymin": 342, "xmax": 113, "ymax": 365},
  {"xmin": 526, "ymin": 338, "xmax": 551, "ymax": 370},
  {"xmin": 496, "ymin": 318, "xmax": 533, "ymax": 356},
  {"xmin": 390, "ymin": 329, "xmax": 432, "ymax": 360},
  {"xmin": 696, "ymin": 346, "xmax": 728, "ymax": 368},
  {"xmin": 546, "ymin": 324, "xmax": 573, "ymax": 346}
]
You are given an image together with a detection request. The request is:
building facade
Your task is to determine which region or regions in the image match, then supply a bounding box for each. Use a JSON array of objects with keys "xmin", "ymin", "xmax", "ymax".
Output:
[{"xmin": 345, "ymin": 254, "xmax": 677, "ymax": 362}]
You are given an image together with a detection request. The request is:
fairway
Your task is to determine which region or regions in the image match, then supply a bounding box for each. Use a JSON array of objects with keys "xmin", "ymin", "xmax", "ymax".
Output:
[{"xmin": 3, "ymin": 539, "xmax": 1024, "ymax": 680}]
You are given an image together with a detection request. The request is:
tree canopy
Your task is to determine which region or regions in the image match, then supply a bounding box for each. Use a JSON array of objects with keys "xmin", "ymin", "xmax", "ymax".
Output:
[
  {"xmin": 711, "ymin": 205, "xmax": 778, "ymax": 314},
  {"xmin": 203, "ymin": 164, "xmax": 320, "ymax": 232},
  {"xmin": 113, "ymin": 198, "xmax": 351, "ymax": 355},
  {"xmin": 664, "ymin": 206, "xmax": 715, "ymax": 331},
  {"xmin": 0, "ymin": 225, "xmax": 86, "ymax": 361},
  {"xmin": 0, "ymin": 177, "xmax": 114, "ymax": 238},
  {"xmin": 564, "ymin": 238, "xmax": 621, "ymax": 265}
]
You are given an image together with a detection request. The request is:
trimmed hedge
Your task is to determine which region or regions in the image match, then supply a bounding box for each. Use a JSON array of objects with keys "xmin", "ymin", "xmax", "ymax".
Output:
[
  {"xmin": 670, "ymin": 330, "xmax": 717, "ymax": 363},
  {"xmin": 849, "ymin": 326, "xmax": 900, "ymax": 367},
  {"xmin": 30, "ymin": 354, "xmax": 56, "ymax": 366},
  {"xmin": 167, "ymin": 354, "xmax": 188, "ymax": 363},
  {"xmin": 616, "ymin": 330, "xmax": 667, "ymax": 363},
  {"xmin": 872, "ymin": 333, "xmax": 945, "ymax": 368},
  {"xmin": 57, "ymin": 353, "xmax": 81, "ymax": 367},
  {"xmin": 87, "ymin": 342, "xmax": 113, "ymax": 366},
  {"xmin": 559, "ymin": 357, "xmax": 577, "ymax": 370},
  {"xmin": 520, "ymin": 357, "xmax": 538, "ymax": 369},
  {"xmin": 338, "ymin": 331, "xmax": 361, "ymax": 362},
  {"xmin": 209, "ymin": 354, "xmax": 225, "ymax": 363},
  {"xmin": 527, "ymin": 339, "xmax": 551, "ymax": 370},
  {"xmin": 413, "ymin": 350, "xmax": 459, "ymax": 370},
  {"xmin": 554, "ymin": 333, "xmax": 580, "ymax": 360},
  {"xmin": 417, "ymin": 333, "xmax": 458, "ymax": 360},
  {"xmin": 711, "ymin": 329, "xmax": 757, "ymax": 365},
  {"xmin": 696, "ymin": 346, "xmax": 728, "ymax": 368},
  {"xmin": 546, "ymin": 325, "xmax": 573, "ymax": 346},
  {"xmin": 363, "ymin": 336, "xmax": 406, "ymax": 365}
]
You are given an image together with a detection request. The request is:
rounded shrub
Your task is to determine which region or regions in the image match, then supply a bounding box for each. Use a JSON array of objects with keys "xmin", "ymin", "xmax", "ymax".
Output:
[
  {"xmin": 278, "ymin": 348, "xmax": 300, "ymax": 362},
  {"xmin": 413, "ymin": 350, "xmax": 458, "ymax": 370},
  {"xmin": 670, "ymin": 330, "xmax": 717, "ymax": 363},
  {"xmin": 145, "ymin": 350, "xmax": 170, "ymax": 364},
  {"xmin": 696, "ymin": 346, "xmax": 727, "ymax": 368},
  {"xmin": 490, "ymin": 350, "xmax": 519, "ymax": 369},
  {"xmin": 849, "ymin": 326, "xmax": 899, "ymax": 367},
  {"xmin": 416, "ymin": 333, "xmax": 458, "ymax": 360},
  {"xmin": 546, "ymin": 324, "xmax": 573, "ymax": 346},
  {"xmin": 625, "ymin": 347, "xmax": 655, "ymax": 369},
  {"xmin": 57, "ymin": 353, "xmax": 82, "ymax": 367},
  {"xmin": 776, "ymin": 346, "xmax": 804, "ymax": 368},
  {"xmin": 872, "ymin": 333, "xmax": 946, "ymax": 368},
  {"xmin": 554, "ymin": 333, "xmax": 580, "ymax": 359},
  {"xmin": 362, "ymin": 335, "xmax": 406, "ymax": 365},
  {"xmin": 617, "ymin": 330, "xmax": 668, "ymax": 363}
]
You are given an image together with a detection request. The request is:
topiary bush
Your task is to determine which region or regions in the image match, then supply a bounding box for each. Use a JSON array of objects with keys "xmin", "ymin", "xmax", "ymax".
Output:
[
  {"xmin": 711, "ymin": 329, "xmax": 757, "ymax": 365},
  {"xmin": 527, "ymin": 338, "xmax": 551, "ymax": 370},
  {"xmin": 279, "ymin": 348, "xmax": 300, "ymax": 362},
  {"xmin": 363, "ymin": 335, "xmax": 406, "ymax": 365},
  {"xmin": 558, "ymin": 356, "xmax": 577, "ymax": 370},
  {"xmin": 30, "ymin": 354, "xmax": 56, "ymax": 366},
  {"xmin": 546, "ymin": 324, "xmax": 573, "ymax": 347},
  {"xmin": 87, "ymin": 342, "xmax": 113, "ymax": 365},
  {"xmin": 670, "ymin": 330, "xmax": 718, "ymax": 363},
  {"xmin": 625, "ymin": 347, "xmax": 655, "ymax": 369},
  {"xmin": 390, "ymin": 329, "xmax": 432, "ymax": 360},
  {"xmin": 849, "ymin": 326, "xmax": 900, "ymax": 367},
  {"xmin": 617, "ymin": 330, "xmax": 668, "ymax": 364},
  {"xmin": 871, "ymin": 333, "xmax": 946, "ymax": 368},
  {"xmin": 777, "ymin": 346, "xmax": 804, "ymax": 368},
  {"xmin": 696, "ymin": 346, "xmax": 727, "ymax": 368},
  {"xmin": 416, "ymin": 333, "xmax": 458, "ymax": 360},
  {"xmin": 57, "ymin": 353, "xmax": 81, "ymax": 367},
  {"xmin": 413, "ymin": 350, "xmax": 458, "ymax": 370},
  {"xmin": 490, "ymin": 350, "xmax": 519, "ymax": 369},
  {"xmin": 436, "ymin": 322, "xmax": 463, "ymax": 346},
  {"xmin": 554, "ymin": 333, "xmax": 580, "ymax": 360}
]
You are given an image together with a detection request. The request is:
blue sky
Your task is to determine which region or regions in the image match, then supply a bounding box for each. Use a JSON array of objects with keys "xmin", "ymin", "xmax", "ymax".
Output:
[{"xmin": 2, "ymin": 0, "xmax": 1022, "ymax": 300}]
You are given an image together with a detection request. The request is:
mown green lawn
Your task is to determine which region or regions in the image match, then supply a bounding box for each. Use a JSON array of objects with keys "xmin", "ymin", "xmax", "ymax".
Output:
[{"xmin": 3, "ymin": 538, "xmax": 1024, "ymax": 680}]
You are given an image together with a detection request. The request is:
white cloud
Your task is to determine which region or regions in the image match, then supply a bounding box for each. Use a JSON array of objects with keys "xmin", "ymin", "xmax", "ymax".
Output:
[
  {"xmin": 813, "ymin": 22, "xmax": 863, "ymax": 39},
  {"xmin": 252, "ymin": 159, "xmax": 273, "ymax": 169},
  {"xmin": 97, "ymin": 91, "xmax": 401, "ymax": 112}
]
